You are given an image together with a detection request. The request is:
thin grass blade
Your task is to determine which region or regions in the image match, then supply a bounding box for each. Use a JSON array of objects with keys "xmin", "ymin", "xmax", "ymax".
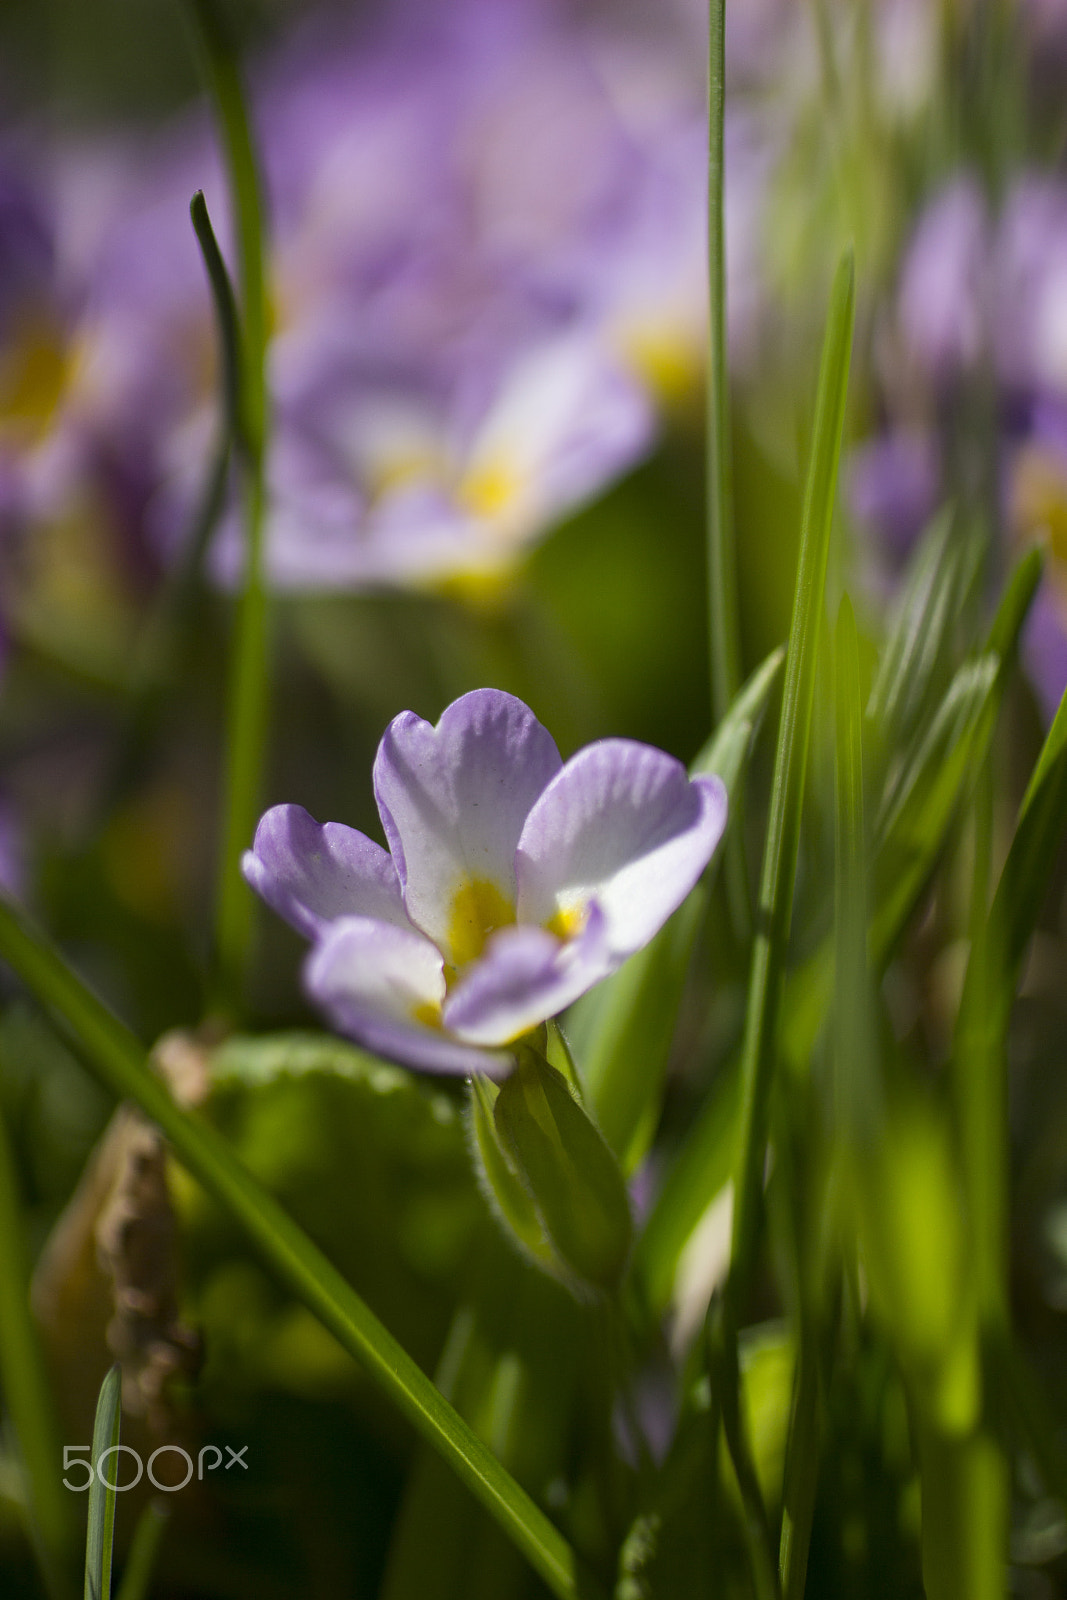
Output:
[
  {"xmin": 0, "ymin": 1091, "xmax": 75, "ymax": 1595},
  {"xmin": 0, "ymin": 895, "xmax": 601, "ymax": 1600},
  {"xmin": 84, "ymin": 1366, "xmax": 121, "ymax": 1600},
  {"xmin": 186, "ymin": 0, "xmax": 272, "ymax": 1010},
  {"xmin": 728, "ymin": 247, "xmax": 855, "ymax": 1303},
  {"xmin": 578, "ymin": 646, "xmax": 783, "ymax": 1170},
  {"xmin": 114, "ymin": 1502, "xmax": 168, "ymax": 1600}
]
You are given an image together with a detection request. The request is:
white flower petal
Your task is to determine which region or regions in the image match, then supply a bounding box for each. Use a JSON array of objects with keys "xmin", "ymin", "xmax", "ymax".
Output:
[
  {"xmin": 372, "ymin": 688, "xmax": 562, "ymax": 963},
  {"xmin": 515, "ymin": 741, "xmax": 726, "ymax": 958}
]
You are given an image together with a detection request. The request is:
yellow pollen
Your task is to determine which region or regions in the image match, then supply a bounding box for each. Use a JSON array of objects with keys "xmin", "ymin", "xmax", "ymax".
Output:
[
  {"xmin": 1010, "ymin": 445, "xmax": 1067, "ymax": 622},
  {"xmin": 545, "ymin": 902, "xmax": 586, "ymax": 942},
  {"xmin": 459, "ymin": 459, "xmax": 521, "ymax": 520},
  {"xmin": 413, "ymin": 1000, "xmax": 443, "ymax": 1030},
  {"xmin": 616, "ymin": 324, "xmax": 698, "ymax": 407},
  {"xmin": 1012, "ymin": 446, "xmax": 1067, "ymax": 564},
  {"xmin": 447, "ymin": 878, "xmax": 516, "ymax": 967},
  {"xmin": 0, "ymin": 315, "xmax": 70, "ymax": 440}
]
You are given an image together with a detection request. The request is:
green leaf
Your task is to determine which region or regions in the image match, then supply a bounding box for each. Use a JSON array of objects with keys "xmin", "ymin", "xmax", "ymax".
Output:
[
  {"xmin": 575, "ymin": 646, "xmax": 784, "ymax": 1172},
  {"xmin": 0, "ymin": 896, "xmax": 601, "ymax": 1600},
  {"xmin": 84, "ymin": 1365, "xmax": 121, "ymax": 1600},
  {"xmin": 210, "ymin": 1029, "xmax": 399, "ymax": 1088},
  {"xmin": 729, "ymin": 246, "xmax": 855, "ymax": 1304}
]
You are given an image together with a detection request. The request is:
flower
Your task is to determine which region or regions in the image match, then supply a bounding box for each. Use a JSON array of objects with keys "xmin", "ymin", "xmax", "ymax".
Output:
[{"xmin": 243, "ymin": 688, "xmax": 727, "ymax": 1075}]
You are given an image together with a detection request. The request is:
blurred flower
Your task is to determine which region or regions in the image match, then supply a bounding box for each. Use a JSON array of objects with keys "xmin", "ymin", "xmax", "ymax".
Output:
[
  {"xmin": 244, "ymin": 688, "xmax": 726, "ymax": 1075},
  {"xmin": 850, "ymin": 169, "xmax": 1067, "ymax": 717},
  {"xmin": 71, "ymin": 0, "xmax": 725, "ymax": 595},
  {"xmin": 897, "ymin": 177, "xmax": 990, "ymax": 384}
]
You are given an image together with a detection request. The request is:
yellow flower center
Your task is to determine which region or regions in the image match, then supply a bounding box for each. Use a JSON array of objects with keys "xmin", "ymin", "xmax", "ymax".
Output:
[
  {"xmin": 616, "ymin": 322, "xmax": 699, "ymax": 407},
  {"xmin": 544, "ymin": 902, "xmax": 586, "ymax": 942},
  {"xmin": 0, "ymin": 313, "xmax": 70, "ymax": 442},
  {"xmin": 459, "ymin": 458, "xmax": 522, "ymax": 521},
  {"xmin": 1010, "ymin": 445, "xmax": 1067, "ymax": 617},
  {"xmin": 447, "ymin": 878, "xmax": 517, "ymax": 967}
]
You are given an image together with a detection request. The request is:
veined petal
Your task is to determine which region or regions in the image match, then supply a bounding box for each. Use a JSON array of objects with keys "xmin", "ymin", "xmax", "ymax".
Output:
[
  {"xmin": 373, "ymin": 688, "xmax": 562, "ymax": 964},
  {"xmin": 306, "ymin": 916, "xmax": 508, "ymax": 1076},
  {"xmin": 444, "ymin": 906, "xmax": 611, "ymax": 1046},
  {"xmin": 515, "ymin": 743, "xmax": 727, "ymax": 958},
  {"xmin": 242, "ymin": 803, "xmax": 407, "ymax": 939}
]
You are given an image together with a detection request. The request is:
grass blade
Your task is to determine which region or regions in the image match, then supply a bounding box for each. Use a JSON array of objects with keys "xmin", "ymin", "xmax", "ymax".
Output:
[
  {"xmin": 101, "ymin": 192, "xmax": 238, "ymax": 817},
  {"xmin": 955, "ymin": 672, "xmax": 1067, "ymax": 1328},
  {"xmin": 728, "ymin": 248, "xmax": 855, "ymax": 1305},
  {"xmin": 577, "ymin": 646, "xmax": 783, "ymax": 1170},
  {"xmin": 186, "ymin": 0, "xmax": 272, "ymax": 1010},
  {"xmin": 705, "ymin": 0, "xmax": 739, "ymax": 726},
  {"xmin": 0, "ymin": 895, "xmax": 601, "ymax": 1600},
  {"xmin": 84, "ymin": 1366, "xmax": 121, "ymax": 1600},
  {"xmin": 114, "ymin": 1502, "xmax": 168, "ymax": 1600},
  {"xmin": 0, "ymin": 1092, "xmax": 75, "ymax": 1597},
  {"xmin": 867, "ymin": 506, "xmax": 981, "ymax": 749}
]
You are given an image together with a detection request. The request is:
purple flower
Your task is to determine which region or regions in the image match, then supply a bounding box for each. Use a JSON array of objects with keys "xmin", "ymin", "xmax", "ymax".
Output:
[
  {"xmin": 847, "ymin": 430, "xmax": 940, "ymax": 560},
  {"xmin": 897, "ymin": 176, "xmax": 990, "ymax": 382},
  {"xmin": 244, "ymin": 689, "xmax": 726, "ymax": 1075}
]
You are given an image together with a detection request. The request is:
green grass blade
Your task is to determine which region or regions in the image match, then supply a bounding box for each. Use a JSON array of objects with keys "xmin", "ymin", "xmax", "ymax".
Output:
[
  {"xmin": 84, "ymin": 1366, "xmax": 121, "ymax": 1600},
  {"xmin": 832, "ymin": 595, "xmax": 879, "ymax": 1142},
  {"xmin": 870, "ymin": 546, "xmax": 1041, "ymax": 966},
  {"xmin": 705, "ymin": 0, "xmax": 739, "ymax": 728},
  {"xmin": 955, "ymin": 673, "xmax": 1067, "ymax": 1327},
  {"xmin": 635, "ymin": 552, "xmax": 1039, "ymax": 1324},
  {"xmin": 578, "ymin": 646, "xmax": 783, "ymax": 1170},
  {"xmin": 0, "ymin": 1091, "xmax": 75, "ymax": 1596},
  {"xmin": 190, "ymin": 189, "xmax": 242, "ymax": 443},
  {"xmin": 0, "ymin": 896, "xmax": 600, "ymax": 1600},
  {"xmin": 187, "ymin": 0, "xmax": 272, "ymax": 1011},
  {"xmin": 629, "ymin": 1057, "xmax": 740, "ymax": 1323},
  {"xmin": 868, "ymin": 505, "xmax": 981, "ymax": 750},
  {"xmin": 114, "ymin": 1502, "xmax": 168, "ymax": 1600},
  {"xmin": 186, "ymin": 0, "xmax": 266, "ymax": 455},
  {"xmin": 728, "ymin": 248, "xmax": 854, "ymax": 1303},
  {"xmin": 101, "ymin": 191, "xmax": 238, "ymax": 818},
  {"xmin": 776, "ymin": 597, "xmax": 869, "ymax": 1600}
]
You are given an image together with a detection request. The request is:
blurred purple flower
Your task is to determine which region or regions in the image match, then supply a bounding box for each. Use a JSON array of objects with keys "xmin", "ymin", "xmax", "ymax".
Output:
[
  {"xmin": 75, "ymin": 0, "xmax": 750, "ymax": 592},
  {"xmin": 897, "ymin": 176, "xmax": 990, "ymax": 382},
  {"xmin": 847, "ymin": 430, "xmax": 940, "ymax": 560},
  {"xmin": 244, "ymin": 688, "xmax": 726, "ymax": 1075}
]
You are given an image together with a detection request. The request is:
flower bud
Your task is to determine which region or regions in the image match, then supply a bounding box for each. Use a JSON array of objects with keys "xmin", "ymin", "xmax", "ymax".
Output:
[{"xmin": 491, "ymin": 1045, "xmax": 632, "ymax": 1292}]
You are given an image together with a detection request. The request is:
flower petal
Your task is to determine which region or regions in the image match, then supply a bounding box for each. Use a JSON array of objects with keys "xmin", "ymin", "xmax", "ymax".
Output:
[
  {"xmin": 306, "ymin": 916, "xmax": 508, "ymax": 1076},
  {"xmin": 242, "ymin": 803, "xmax": 407, "ymax": 939},
  {"xmin": 444, "ymin": 906, "xmax": 611, "ymax": 1046},
  {"xmin": 373, "ymin": 688, "xmax": 562, "ymax": 963},
  {"xmin": 515, "ymin": 743, "xmax": 727, "ymax": 958}
]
